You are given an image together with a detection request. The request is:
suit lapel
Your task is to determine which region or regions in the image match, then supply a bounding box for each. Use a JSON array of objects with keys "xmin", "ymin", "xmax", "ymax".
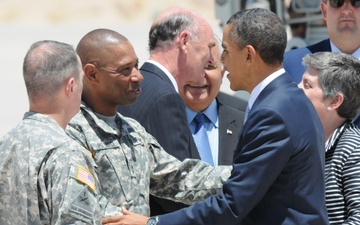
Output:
[
  {"xmin": 252, "ymin": 73, "xmax": 293, "ymax": 110},
  {"xmin": 233, "ymin": 73, "xmax": 293, "ymax": 158},
  {"xmin": 308, "ymin": 39, "xmax": 331, "ymax": 53},
  {"xmin": 140, "ymin": 62, "xmax": 174, "ymax": 87},
  {"xmin": 217, "ymin": 99, "xmax": 244, "ymax": 165}
]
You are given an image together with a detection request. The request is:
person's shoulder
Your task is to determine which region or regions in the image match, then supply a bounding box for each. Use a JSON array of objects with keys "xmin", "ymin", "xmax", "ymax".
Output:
[
  {"xmin": 256, "ymin": 76, "xmax": 313, "ymax": 113},
  {"xmin": 46, "ymin": 138, "xmax": 95, "ymax": 165},
  {"xmin": 284, "ymin": 39, "xmax": 330, "ymax": 59},
  {"xmin": 68, "ymin": 104, "xmax": 99, "ymax": 129},
  {"xmin": 116, "ymin": 112, "xmax": 161, "ymax": 146},
  {"xmin": 216, "ymin": 92, "xmax": 247, "ymax": 113},
  {"xmin": 307, "ymin": 39, "xmax": 331, "ymax": 53},
  {"xmin": 335, "ymin": 123, "xmax": 360, "ymax": 161},
  {"xmin": 139, "ymin": 62, "xmax": 165, "ymax": 80},
  {"xmin": 344, "ymin": 123, "xmax": 360, "ymax": 140},
  {"xmin": 68, "ymin": 108, "xmax": 86, "ymax": 125},
  {"xmin": 140, "ymin": 62, "xmax": 176, "ymax": 90},
  {"xmin": 14, "ymin": 116, "xmax": 73, "ymax": 151},
  {"xmin": 136, "ymin": 82, "xmax": 182, "ymax": 108},
  {"xmin": 0, "ymin": 122, "xmax": 23, "ymax": 144},
  {"xmin": 117, "ymin": 113, "xmax": 148, "ymax": 133},
  {"xmin": 283, "ymin": 43, "xmax": 316, "ymax": 83},
  {"xmin": 284, "ymin": 45, "xmax": 311, "ymax": 60}
]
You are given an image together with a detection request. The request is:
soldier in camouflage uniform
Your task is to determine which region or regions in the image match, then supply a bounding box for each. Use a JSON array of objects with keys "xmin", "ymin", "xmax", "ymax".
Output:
[
  {"xmin": 0, "ymin": 40, "xmax": 103, "ymax": 224},
  {"xmin": 66, "ymin": 29, "xmax": 231, "ymax": 219}
]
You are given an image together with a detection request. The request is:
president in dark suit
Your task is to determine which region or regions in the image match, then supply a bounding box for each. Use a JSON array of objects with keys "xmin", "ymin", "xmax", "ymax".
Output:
[
  {"xmin": 117, "ymin": 8, "xmax": 329, "ymax": 225},
  {"xmin": 153, "ymin": 8, "xmax": 329, "ymax": 225}
]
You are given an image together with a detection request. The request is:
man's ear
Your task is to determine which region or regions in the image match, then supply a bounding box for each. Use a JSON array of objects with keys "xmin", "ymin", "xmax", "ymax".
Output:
[
  {"xmin": 65, "ymin": 77, "xmax": 75, "ymax": 97},
  {"xmin": 246, "ymin": 45, "xmax": 256, "ymax": 63},
  {"xmin": 84, "ymin": 63, "xmax": 98, "ymax": 82},
  {"xmin": 320, "ymin": 1, "xmax": 327, "ymax": 21},
  {"xmin": 178, "ymin": 30, "xmax": 191, "ymax": 51}
]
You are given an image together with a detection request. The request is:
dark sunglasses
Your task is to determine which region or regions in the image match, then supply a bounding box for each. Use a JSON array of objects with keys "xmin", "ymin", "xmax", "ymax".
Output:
[{"xmin": 328, "ymin": 0, "xmax": 360, "ymax": 8}]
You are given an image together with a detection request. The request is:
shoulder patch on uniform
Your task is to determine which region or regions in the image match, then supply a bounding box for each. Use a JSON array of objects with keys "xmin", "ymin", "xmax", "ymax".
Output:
[
  {"xmin": 82, "ymin": 148, "xmax": 93, "ymax": 159},
  {"xmin": 76, "ymin": 166, "xmax": 96, "ymax": 191},
  {"xmin": 70, "ymin": 186, "xmax": 94, "ymax": 222}
]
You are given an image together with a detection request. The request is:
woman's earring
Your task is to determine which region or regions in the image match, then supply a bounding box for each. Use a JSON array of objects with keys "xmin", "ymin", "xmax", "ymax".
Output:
[{"xmin": 327, "ymin": 106, "xmax": 332, "ymax": 111}]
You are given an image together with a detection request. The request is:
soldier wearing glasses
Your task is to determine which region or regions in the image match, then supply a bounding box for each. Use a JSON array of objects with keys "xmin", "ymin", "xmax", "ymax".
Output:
[{"xmin": 66, "ymin": 28, "xmax": 231, "ymax": 219}]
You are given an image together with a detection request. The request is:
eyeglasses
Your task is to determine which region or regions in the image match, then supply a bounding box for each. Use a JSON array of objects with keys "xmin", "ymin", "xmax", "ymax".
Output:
[
  {"xmin": 89, "ymin": 61, "xmax": 139, "ymax": 77},
  {"xmin": 96, "ymin": 66, "xmax": 123, "ymax": 75},
  {"xmin": 328, "ymin": 0, "xmax": 360, "ymax": 8}
]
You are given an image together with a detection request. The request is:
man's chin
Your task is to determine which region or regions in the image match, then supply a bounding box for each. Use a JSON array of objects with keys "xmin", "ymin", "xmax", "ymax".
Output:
[
  {"xmin": 187, "ymin": 88, "xmax": 209, "ymax": 96},
  {"xmin": 186, "ymin": 92, "xmax": 209, "ymax": 101},
  {"xmin": 121, "ymin": 98, "xmax": 138, "ymax": 106}
]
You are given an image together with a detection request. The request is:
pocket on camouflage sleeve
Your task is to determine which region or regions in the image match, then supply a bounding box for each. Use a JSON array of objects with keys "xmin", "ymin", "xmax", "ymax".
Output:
[{"xmin": 61, "ymin": 164, "xmax": 98, "ymax": 224}]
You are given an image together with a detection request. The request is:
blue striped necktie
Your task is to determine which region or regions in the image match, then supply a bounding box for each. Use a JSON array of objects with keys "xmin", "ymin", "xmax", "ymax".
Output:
[{"xmin": 193, "ymin": 113, "xmax": 214, "ymax": 166}]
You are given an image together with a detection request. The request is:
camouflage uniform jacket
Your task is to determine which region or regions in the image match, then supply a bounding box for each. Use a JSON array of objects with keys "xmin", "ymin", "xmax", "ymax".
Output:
[
  {"xmin": 66, "ymin": 103, "xmax": 231, "ymax": 216},
  {"xmin": 0, "ymin": 112, "xmax": 102, "ymax": 225}
]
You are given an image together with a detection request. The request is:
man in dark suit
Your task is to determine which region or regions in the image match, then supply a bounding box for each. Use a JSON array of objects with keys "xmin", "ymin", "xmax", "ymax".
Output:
[
  {"xmin": 117, "ymin": 7, "xmax": 228, "ymax": 215},
  {"xmin": 113, "ymin": 8, "xmax": 329, "ymax": 225},
  {"xmin": 118, "ymin": 7, "xmax": 214, "ymax": 161},
  {"xmin": 283, "ymin": 0, "xmax": 360, "ymax": 126}
]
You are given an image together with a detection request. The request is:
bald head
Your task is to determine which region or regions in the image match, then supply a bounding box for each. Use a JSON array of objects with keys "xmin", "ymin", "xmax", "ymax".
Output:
[
  {"xmin": 152, "ymin": 7, "xmax": 197, "ymax": 24},
  {"xmin": 148, "ymin": 7, "xmax": 210, "ymax": 51},
  {"xmin": 76, "ymin": 28, "xmax": 129, "ymax": 66}
]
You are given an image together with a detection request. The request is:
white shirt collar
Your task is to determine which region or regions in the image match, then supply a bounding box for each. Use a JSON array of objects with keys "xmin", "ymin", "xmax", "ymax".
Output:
[
  {"xmin": 330, "ymin": 40, "xmax": 360, "ymax": 59},
  {"xmin": 247, "ymin": 68, "xmax": 285, "ymax": 110},
  {"xmin": 147, "ymin": 60, "xmax": 179, "ymax": 92},
  {"xmin": 186, "ymin": 99, "xmax": 218, "ymax": 128}
]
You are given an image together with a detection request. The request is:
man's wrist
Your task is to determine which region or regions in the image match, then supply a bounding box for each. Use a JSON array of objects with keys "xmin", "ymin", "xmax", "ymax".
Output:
[{"xmin": 146, "ymin": 216, "xmax": 159, "ymax": 225}]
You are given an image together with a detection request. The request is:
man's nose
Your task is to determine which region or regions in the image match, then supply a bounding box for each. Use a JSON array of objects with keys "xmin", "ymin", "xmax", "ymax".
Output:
[{"xmin": 132, "ymin": 68, "xmax": 143, "ymax": 82}]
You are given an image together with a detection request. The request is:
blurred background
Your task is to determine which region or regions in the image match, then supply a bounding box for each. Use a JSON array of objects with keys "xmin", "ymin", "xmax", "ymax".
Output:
[{"xmin": 0, "ymin": 0, "xmax": 327, "ymax": 137}]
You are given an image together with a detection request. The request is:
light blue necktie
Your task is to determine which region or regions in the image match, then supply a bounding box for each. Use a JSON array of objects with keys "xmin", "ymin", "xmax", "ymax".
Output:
[{"xmin": 193, "ymin": 113, "xmax": 214, "ymax": 166}]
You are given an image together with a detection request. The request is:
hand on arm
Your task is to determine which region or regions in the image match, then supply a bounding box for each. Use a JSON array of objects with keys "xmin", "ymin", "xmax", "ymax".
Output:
[{"xmin": 102, "ymin": 207, "xmax": 149, "ymax": 225}]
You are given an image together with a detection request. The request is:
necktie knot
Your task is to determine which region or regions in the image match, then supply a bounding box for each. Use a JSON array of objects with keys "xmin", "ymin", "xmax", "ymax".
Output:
[{"xmin": 194, "ymin": 113, "xmax": 208, "ymax": 134}]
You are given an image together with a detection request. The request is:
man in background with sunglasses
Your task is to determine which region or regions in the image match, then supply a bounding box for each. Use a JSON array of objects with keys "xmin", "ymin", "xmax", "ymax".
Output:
[{"xmin": 283, "ymin": 0, "xmax": 360, "ymax": 126}]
